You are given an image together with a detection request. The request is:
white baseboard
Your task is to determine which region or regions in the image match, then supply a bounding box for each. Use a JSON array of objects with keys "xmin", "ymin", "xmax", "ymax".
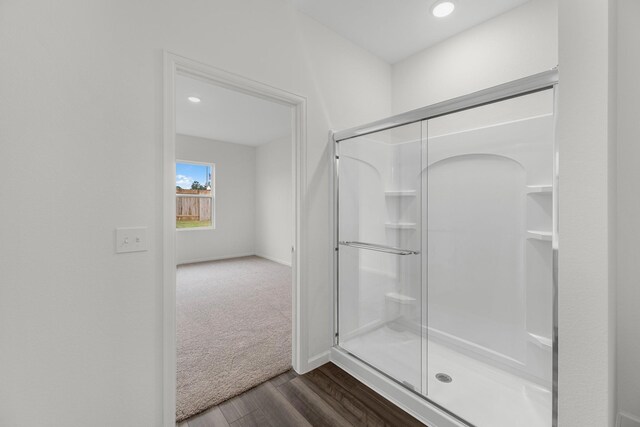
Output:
[
  {"xmin": 177, "ymin": 252, "xmax": 255, "ymax": 265},
  {"xmin": 255, "ymin": 252, "xmax": 292, "ymax": 267},
  {"xmin": 618, "ymin": 412, "xmax": 640, "ymax": 427},
  {"xmin": 178, "ymin": 252, "xmax": 293, "ymax": 266}
]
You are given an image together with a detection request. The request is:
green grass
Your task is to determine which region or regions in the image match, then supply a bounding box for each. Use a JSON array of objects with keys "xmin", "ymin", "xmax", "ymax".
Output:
[{"xmin": 177, "ymin": 220, "xmax": 212, "ymax": 229}]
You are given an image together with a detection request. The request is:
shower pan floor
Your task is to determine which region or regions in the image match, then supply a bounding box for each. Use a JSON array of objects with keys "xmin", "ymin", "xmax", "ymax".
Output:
[{"xmin": 342, "ymin": 326, "xmax": 551, "ymax": 427}]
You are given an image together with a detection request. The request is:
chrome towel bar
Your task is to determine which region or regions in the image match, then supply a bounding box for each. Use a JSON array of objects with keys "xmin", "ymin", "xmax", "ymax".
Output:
[{"xmin": 339, "ymin": 241, "xmax": 419, "ymax": 256}]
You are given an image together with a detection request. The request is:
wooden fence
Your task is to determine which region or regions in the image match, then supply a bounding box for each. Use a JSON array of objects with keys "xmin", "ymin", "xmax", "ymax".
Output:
[{"xmin": 176, "ymin": 190, "xmax": 212, "ymax": 222}]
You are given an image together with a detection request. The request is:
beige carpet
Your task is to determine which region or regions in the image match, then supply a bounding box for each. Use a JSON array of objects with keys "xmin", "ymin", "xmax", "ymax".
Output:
[{"xmin": 176, "ymin": 256, "xmax": 292, "ymax": 422}]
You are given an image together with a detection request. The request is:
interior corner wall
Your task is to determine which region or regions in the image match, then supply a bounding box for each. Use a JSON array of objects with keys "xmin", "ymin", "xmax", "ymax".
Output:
[
  {"xmin": 294, "ymin": 12, "xmax": 392, "ymax": 364},
  {"xmin": 617, "ymin": 0, "xmax": 640, "ymax": 424},
  {"xmin": 175, "ymin": 134, "xmax": 256, "ymax": 265},
  {"xmin": 255, "ymin": 136, "xmax": 293, "ymax": 266},
  {"xmin": 391, "ymin": 0, "xmax": 558, "ymax": 114},
  {"xmin": 0, "ymin": 1, "xmax": 391, "ymax": 424}
]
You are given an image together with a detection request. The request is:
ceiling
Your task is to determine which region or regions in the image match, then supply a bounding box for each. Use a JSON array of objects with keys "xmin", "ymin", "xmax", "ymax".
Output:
[
  {"xmin": 294, "ymin": 0, "xmax": 531, "ymax": 64},
  {"xmin": 176, "ymin": 75, "xmax": 291, "ymax": 146}
]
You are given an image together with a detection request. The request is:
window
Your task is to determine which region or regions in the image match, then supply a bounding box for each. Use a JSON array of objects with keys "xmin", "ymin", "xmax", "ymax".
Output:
[{"xmin": 176, "ymin": 161, "xmax": 215, "ymax": 229}]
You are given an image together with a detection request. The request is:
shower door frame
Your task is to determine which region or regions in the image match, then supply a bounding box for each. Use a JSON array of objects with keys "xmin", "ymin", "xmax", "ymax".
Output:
[{"xmin": 331, "ymin": 68, "xmax": 559, "ymax": 427}]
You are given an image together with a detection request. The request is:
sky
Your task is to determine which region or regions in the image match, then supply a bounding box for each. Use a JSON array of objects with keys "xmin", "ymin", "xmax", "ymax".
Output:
[{"xmin": 176, "ymin": 163, "xmax": 211, "ymax": 189}]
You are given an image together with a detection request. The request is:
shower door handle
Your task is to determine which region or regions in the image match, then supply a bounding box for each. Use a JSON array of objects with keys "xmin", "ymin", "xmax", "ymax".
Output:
[{"xmin": 339, "ymin": 241, "xmax": 419, "ymax": 256}]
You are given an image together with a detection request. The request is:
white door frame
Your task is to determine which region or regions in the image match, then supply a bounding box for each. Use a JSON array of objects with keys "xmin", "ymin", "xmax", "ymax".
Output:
[{"xmin": 162, "ymin": 51, "xmax": 307, "ymax": 427}]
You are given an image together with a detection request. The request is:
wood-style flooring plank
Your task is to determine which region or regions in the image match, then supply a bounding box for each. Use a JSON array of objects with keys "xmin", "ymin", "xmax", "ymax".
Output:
[
  {"xmin": 187, "ymin": 406, "xmax": 230, "ymax": 427},
  {"xmin": 299, "ymin": 369, "xmax": 379, "ymax": 426},
  {"xmin": 269, "ymin": 369, "xmax": 298, "ymax": 388},
  {"xmin": 248, "ymin": 381, "xmax": 312, "ymax": 427},
  {"xmin": 218, "ymin": 389, "xmax": 260, "ymax": 424},
  {"xmin": 228, "ymin": 408, "xmax": 272, "ymax": 427},
  {"xmin": 184, "ymin": 363, "xmax": 427, "ymax": 427},
  {"xmin": 318, "ymin": 363, "xmax": 425, "ymax": 427},
  {"xmin": 278, "ymin": 376, "xmax": 353, "ymax": 427}
]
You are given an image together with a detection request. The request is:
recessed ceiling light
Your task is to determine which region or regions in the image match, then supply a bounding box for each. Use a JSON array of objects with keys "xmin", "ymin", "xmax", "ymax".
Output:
[
  {"xmin": 432, "ymin": 1, "xmax": 455, "ymax": 18},
  {"xmin": 188, "ymin": 96, "xmax": 201, "ymax": 103}
]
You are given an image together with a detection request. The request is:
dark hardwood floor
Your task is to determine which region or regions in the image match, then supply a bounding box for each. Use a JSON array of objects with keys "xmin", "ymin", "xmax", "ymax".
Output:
[{"xmin": 180, "ymin": 362, "xmax": 427, "ymax": 427}]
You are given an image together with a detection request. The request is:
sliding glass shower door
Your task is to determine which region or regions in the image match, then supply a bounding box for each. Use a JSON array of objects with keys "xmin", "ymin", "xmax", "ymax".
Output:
[
  {"xmin": 337, "ymin": 122, "xmax": 426, "ymax": 394},
  {"xmin": 335, "ymin": 85, "xmax": 556, "ymax": 427},
  {"xmin": 424, "ymin": 89, "xmax": 555, "ymax": 426}
]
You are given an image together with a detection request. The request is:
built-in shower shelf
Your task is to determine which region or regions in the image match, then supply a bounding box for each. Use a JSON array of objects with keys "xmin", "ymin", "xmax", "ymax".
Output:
[
  {"xmin": 526, "ymin": 230, "xmax": 552, "ymax": 241},
  {"xmin": 528, "ymin": 332, "xmax": 552, "ymax": 349},
  {"xmin": 384, "ymin": 190, "xmax": 417, "ymax": 197},
  {"xmin": 385, "ymin": 292, "xmax": 417, "ymax": 305},
  {"xmin": 385, "ymin": 222, "xmax": 417, "ymax": 229},
  {"xmin": 526, "ymin": 185, "xmax": 552, "ymax": 194}
]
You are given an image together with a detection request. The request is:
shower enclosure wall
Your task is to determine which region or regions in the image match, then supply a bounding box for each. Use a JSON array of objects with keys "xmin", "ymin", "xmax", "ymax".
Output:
[{"xmin": 333, "ymin": 71, "xmax": 558, "ymax": 427}]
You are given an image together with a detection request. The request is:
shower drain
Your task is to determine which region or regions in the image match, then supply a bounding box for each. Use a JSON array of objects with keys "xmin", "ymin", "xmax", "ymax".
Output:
[{"xmin": 435, "ymin": 373, "xmax": 453, "ymax": 383}]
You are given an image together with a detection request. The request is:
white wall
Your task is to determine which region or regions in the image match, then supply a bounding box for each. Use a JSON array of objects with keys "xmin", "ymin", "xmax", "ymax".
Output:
[
  {"xmin": 617, "ymin": 0, "xmax": 640, "ymax": 424},
  {"xmin": 391, "ymin": 0, "xmax": 557, "ymax": 113},
  {"xmin": 557, "ymin": 0, "xmax": 617, "ymax": 426},
  {"xmin": 175, "ymin": 134, "xmax": 256, "ymax": 264},
  {"xmin": 176, "ymin": 133, "xmax": 293, "ymax": 267},
  {"xmin": 255, "ymin": 136, "xmax": 293, "ymax": 266},
  {"xmin": 293, "ymin": 12, "xmax": 392, "ymax": 362},
  {"xmin": 0, "ymin": 1, "xmax": 391, "ymax": 425}
]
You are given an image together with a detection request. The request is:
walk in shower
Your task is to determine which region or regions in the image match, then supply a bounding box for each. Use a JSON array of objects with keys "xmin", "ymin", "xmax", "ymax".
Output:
[{"xmin": 332, "ymin": 71, "xmax": 558, "ymax": 427}]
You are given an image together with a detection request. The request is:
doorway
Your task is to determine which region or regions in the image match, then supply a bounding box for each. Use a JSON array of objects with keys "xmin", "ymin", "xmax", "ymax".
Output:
[{"xmin": 163, "ymin": 53, "xmax": 306, "ymax": 427}]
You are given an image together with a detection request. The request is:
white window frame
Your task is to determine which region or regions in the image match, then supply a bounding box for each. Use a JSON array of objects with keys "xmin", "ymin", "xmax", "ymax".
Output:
[{"xmin": 175, "ymin": 159, "xmax": 215, "ymax": 231}]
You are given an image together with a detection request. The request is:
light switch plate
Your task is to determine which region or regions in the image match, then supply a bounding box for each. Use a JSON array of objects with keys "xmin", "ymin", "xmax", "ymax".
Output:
[{"xmin": 115, "ymin": 227, "xmax": 148, "ymax": 253}]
